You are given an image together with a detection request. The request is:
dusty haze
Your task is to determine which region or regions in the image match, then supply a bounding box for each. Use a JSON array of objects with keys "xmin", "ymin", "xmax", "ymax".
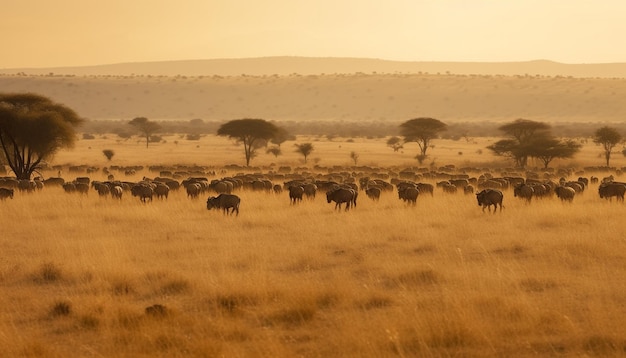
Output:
[{"xmin": 2, "ymin": 58, "xmax": 626, "ymax": 123}]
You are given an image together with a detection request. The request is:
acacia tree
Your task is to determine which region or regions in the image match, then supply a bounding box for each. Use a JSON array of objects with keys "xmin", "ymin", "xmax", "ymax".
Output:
[
  {"xmin": 0, "ymin": 93, "xmax": 83, "ymax": 180},
  {"xmin": 593, "ymin": 126, "xmax": 622, "ymax": 167},
  {"xmin": 488, "ymin": 119, "xmax": 551, "ymax": 168},
  {"xmin": 295, "ymin": 142, "xmax": 314, "ymax": 164},
  {"xmin": 266, "ymin": 146, "xmax": 282, "ymax": 158},
  {"xmin": 270, "ymin": 127, "xmax": 291, "ymax": 148},
  {"xmin": 217, "ymin": 118, "xmax": 280, "ymax": 166},
  {"xmin": 527, "ymin": 136, "xmax": 581, "ymax": 169},
  {"xmin": 350, "ymin": 151, "xmax": 359, "ymax": 166},
  {"xmin": 102, "ymin": 149, "xmax": 115, "ymax": 161},
  {"xmin": 386, "ymin": 136, "xmax": 403, "ymax": 152},
  {"xmin": 399, "ymin": 117, "xmax": 447, "ymax": 161},
  {"xmin": 129, "ymin": 117, "xmax": 161, "ymax": 148}
]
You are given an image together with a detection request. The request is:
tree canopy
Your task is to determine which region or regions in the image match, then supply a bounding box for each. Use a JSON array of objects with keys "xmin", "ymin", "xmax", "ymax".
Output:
[
  {"xmin": 217, "ymin": 118, "xmax": 280, "ymax": 166},
  {"xmin": 593, "ymin": 126, "xmax": 622, "ymax": 167},
  {"xmin": 486, "ymin": 118, "xmax": 579, "ymax": 168},
  {"xmin": 399, "ymin": 117, "xmax": 447, "ymax": 160},
  {"xmin": 129, "ymin": 117, "xmax": 161, "ymax": 148},
  {"xmin": 294, "ymin": 142, "xmax": 314, "ymax": 164},
  {"xmin": 0, "ymin": 93, "xmax": 84, "ymax": 179},
  {"xmin": 526, "ymin": 136, "xmax": 581, "ymax": 169}
]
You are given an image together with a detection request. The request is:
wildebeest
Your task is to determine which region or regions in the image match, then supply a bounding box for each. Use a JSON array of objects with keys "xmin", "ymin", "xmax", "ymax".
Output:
[
  {"xmin": 288, "ymin": 185, "xmax": 305, "ymax": 204},
  {"xmin": 365, "ymin": 187, "xmax": 381, "ymax": 201},
  {"xmin": 398, "ymin": 186, "xmax": 419, "ymax": 204},
  {"xmin": 110, "ymin": 185, "xmax": 123, "ymax": 200},
  {"xmin": 476, "ymin": 189, "xmax": 504, "ymax": 213},
  {"xmin": 62, "ymin": 182, "xmax": 76, "ymax": 193},
  {"xmin": 326, "ymin": 187, "xmax": 357, "ymax": 211},
  {"xmin": 206, "ymin": 194, "xmax": 240, "ymax": 215},
  {"xmin": 513, "ymin": 183, "xmax": 534, "ymax": 203},
  {"xmin": 598, "ymin": 182, "xmax": 626, "ymax": 202},
  {"xmin": 303, "ymin": 183, "xmax": 317, "ymax": 199},
  {"xmin": 0, "ymin": 188, "xmax": 14, "ymax": 200},
  {"xmin": 154, "ymin": 183, "xmax": 170, "ymax": 199},
  {"xmin": 94, "ymin": 182, "xmax": 110, "ymax": 196},
  {"xmin": 131, "ymin": 184, "xmax": 153, "ymax": 203},
  {"xmin": 186, "ymin": 183, "xmax": 202, "ymax": 199},
  {"xmin": 554, "ymin": 186, "xmax": 575, "ymax": 202},
  {"xmin": 75, "ymin": 183, "xmax": 90, "ymax": 195},
  {"xmin": 416, "ymin": 183, "xmax": 434, "ymax": 196}
]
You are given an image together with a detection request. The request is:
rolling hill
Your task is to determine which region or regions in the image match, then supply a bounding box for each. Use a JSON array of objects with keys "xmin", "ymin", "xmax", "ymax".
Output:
[
  {"xmin": 4, "ymin": 57, "xmax": 626, "ymax": 78},
  {"xmin": 1, "ymin": 57, "xmax": 626, "ymax": 124}
]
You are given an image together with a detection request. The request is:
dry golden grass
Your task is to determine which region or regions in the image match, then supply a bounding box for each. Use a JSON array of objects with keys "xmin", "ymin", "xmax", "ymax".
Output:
[{"xmin": 2, "ymin": 135, "xmax": 626, "ymax": 357}]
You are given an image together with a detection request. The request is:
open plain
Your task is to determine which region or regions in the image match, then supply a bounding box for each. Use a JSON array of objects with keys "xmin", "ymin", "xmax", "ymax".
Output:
[{"xmin": 1, "ymin": 134, "xmax": 626, "ymax": 357}]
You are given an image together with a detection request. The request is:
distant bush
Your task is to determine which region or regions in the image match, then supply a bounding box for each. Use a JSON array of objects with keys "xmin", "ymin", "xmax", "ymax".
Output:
[{"xmin": 82, "ymin": 133, "xmax": 95, "ymax": 140}]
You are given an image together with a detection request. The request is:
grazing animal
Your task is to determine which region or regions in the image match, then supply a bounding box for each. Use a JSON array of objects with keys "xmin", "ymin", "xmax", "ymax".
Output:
[
  {"xmin": 288, "ymin": 185, "xmax": 305, "ymax": 204},
  {"xmin": 131, "ymin": 184, "xmax": 153, "ymax": 203},
  {"xmin": 154, "ymin": 183, "xmax": 170, "ymax": 199},
  {"xmin": 303, "ymin": 183, "xmax": 317, "ymax": 199},
  {"xmin": 476, "ymin": 189, "xmax": 504, "ymax": 213},
  {"xmin": 209, "ymin": 180, "xmax": 232, "ymax": 194},
  {"xmin": 110, "ymin": 185, "xmax": 123, "ymax": 200},
  {"xmin": 598, "ymin": 182, "xmax": 626, "ymax": 202},
  {"xmin": 326, "ymin": 187, "xmax": 357, "ymax": 211},
  {"xmin": 417, "ymin": 183, "xmax": 434, "ymax": 196},
  {"xmin": 398, "ymin": 186, "xmax": 419, "ymax": 204},
  {"xmin": 365, "ymin": 187, "xmax": 381, "ymax": 201},
  {"xmin": 75, "ymin": 183, "xmax": 90, "ymax": 195},
  {"xmin": 206, "ymin": 194, "xmax": 240, "ymax": 215},
  {"xmin": 95, "ymin": 183, "xmax": 110, "ymax": 196},
  {"xmin": 554, "ymin": 186, "xmax": 575, "ymax": 202},
  {"xmin": 186, "ymin": 183, "xmax": 202, "ymax": 199},
  {"xmin": 463, "ymin": 185, "xmax": 475, "ymax": 195},
  {"xmin": 62, "ymin": 182, "xmax": 76, "ymax": 193},
  {"xmin": 513, "ymin": 183, "xmax": 534, "ymax": 203},
  {"xmin": 0, "ymin": 188, "xmax": 14, "ymax": 200},
  {"xmin": 564, "ymin": 181, "xmax": 584, "ymax": 193}
]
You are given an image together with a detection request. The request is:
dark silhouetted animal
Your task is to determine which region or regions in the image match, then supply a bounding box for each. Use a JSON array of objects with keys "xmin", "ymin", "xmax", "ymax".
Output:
[
  {"xmin": 289, "ymin": 185, "xmax": 304, "ymax": 204},
  {"xmin": 513, "ymin": 183, "xmax": 533, "ymax": 203},
  {"xmin": 476, "ymin": 189, "xmax": 504, "ymax": 213},
  {"xmin": 131, "ymin": 184, "xmax": 153, "ymax": 203},
  {"xmin": 398, "ymin": 186, "xmax": 419, "ymax": 204},
  {"xmin": 554, "ymin": 186, "xmax": 575, "ymax": 202},
  {"xmin": 599, "ymin": 182, "xmax": 626, "ymax": 202},
  {"xmin": 365, "ymin": 187, "xmax": 381, "ymax": 201},
  {"xmin": 326, "ymin": 187, "xmax": 357, "ymax": 211},
  {"xmin": 206, "ymin": 194, "xmax": 240, "ymax": 215}
]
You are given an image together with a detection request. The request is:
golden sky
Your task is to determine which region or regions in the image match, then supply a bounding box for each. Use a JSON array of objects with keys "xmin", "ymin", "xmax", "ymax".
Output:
[{"xmin": 2, "ymin": 0, "xmax": 625, "ymax": 68}]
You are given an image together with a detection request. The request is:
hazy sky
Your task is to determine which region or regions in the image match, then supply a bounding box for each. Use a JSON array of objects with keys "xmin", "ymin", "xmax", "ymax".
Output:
[{"xmin": 3, "ymin": 0, "xmax": 626, "ymax": 68}]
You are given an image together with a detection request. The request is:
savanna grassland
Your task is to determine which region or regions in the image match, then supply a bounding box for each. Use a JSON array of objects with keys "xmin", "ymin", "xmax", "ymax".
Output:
[{"xmin": 1, "ymin": 135, "xmax": 626, "ymax": 357}]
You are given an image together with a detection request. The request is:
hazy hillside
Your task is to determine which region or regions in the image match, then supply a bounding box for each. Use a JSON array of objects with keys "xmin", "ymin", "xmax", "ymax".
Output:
[
  {"xmin": 4, "ymin": 57, "xmax": 626, "ymax": 78},
  {"xmin": 2, "ymin": 71, "xmax": 625, "ymax": 124}
]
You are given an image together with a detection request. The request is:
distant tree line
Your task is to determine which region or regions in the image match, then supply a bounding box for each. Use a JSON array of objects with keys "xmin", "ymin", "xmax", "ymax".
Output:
[
  {"xmin": 4, "ymin": 92, "xmax": 626, "ymax": 176},
  {"xmin": 79, "ymin": 118, "xmax": 625, "ymax": 140}
]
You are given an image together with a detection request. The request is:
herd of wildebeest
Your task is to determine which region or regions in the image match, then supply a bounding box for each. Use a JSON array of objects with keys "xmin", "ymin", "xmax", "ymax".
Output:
[{"xmin": 1, "ymin": 163, "xmax": 626, "ymax": 214}]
